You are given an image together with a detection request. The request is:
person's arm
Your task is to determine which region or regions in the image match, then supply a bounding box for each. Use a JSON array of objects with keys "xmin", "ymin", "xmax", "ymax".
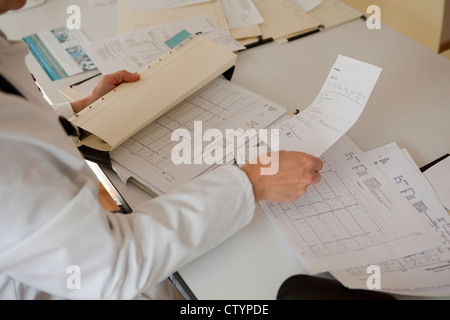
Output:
[{"xmin": 1, "ymin": 149, "xmax": 319, "ymax": 300}]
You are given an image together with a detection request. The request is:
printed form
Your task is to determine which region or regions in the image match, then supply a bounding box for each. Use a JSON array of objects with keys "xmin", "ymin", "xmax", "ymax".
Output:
[
  {"xmin": 331, "ymin": 143, "xmax": 450, "ymax": 297},
  {"xmin": 259, "ymin": 55, "xmax": 442, "ymax": 274}
]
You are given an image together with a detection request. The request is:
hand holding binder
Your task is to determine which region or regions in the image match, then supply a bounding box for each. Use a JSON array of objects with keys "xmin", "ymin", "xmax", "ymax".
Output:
[
  {"xmin": 70, "ymin": 71, "xmax": 140, "ymax": 115},
  {"xmin": 69, "ymin": 34, "xmax": 237, "ymax": 153}
]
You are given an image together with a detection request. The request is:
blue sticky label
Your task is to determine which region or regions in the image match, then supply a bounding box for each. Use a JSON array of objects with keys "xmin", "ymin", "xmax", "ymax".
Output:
[{"xmin": 165, "ymin": 29, "xmax": 192, "ymax": 49}]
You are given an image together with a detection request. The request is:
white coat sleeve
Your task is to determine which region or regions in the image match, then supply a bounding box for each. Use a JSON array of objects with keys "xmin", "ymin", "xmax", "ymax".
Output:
[
  {"xmin": 0, "ymin": 93, "xmax": 255, "ymax": 300},
  {"xmin": 51, "ymin": 102, "xmax": 75, "ymax": 119},
  {"xmin": 0, "ymin": 131, "xmax": 255, "ymax": 299}
]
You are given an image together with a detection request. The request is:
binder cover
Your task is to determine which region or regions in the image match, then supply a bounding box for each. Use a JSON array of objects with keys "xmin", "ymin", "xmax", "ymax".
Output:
[{"xmin": 69, "ymin": 35, "xmax": 237, "ymax": 153}]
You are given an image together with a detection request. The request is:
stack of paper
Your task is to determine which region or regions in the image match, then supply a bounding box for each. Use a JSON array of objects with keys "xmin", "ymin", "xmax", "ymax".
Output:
[
  {"xmin": 330, "ymin": 144, "xmax": 450, "ymax": 297},
  {"xmin": 82, "ymin": 15, "xmax": 245, "ymax": 75},
  {"xmin": 118, "ymin": 0, "xmax": 363, "ymax": 47},
  {"xmin": 257, "ymin": 55, "xmax": 449, "ymax": 297}
]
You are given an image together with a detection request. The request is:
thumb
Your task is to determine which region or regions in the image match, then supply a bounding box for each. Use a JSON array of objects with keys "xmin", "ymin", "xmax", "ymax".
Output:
[
  {"xmin": 120, "ymin": 70, "xmax": 140, "ymax": 83},
  {"xmin": 110, "ymin": 70, "xmax": 140, "ymax": 85}
]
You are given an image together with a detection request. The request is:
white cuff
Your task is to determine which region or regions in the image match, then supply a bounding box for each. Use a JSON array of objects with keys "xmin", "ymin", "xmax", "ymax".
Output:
[{"xmin": 52, "ymin": 102, "xmax": 75, "ymax": 119}]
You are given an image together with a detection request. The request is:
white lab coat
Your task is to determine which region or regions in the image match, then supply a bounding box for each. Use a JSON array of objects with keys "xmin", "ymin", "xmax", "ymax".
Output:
[{"xmin": 0, "ymin": 31, "xmax": 255, "ymax": 300}]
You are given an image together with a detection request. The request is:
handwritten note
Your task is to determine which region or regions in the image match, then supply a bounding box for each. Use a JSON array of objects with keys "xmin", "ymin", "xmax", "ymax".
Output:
[{"xmin": 277, "ymin": 55, "xmax": 382, "ymax": 157}]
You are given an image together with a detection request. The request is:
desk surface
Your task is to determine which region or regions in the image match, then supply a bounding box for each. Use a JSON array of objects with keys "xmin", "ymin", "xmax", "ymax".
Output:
[{"xmin": 2, "ymin": 0, "xmax": 450, "ymax": 300}]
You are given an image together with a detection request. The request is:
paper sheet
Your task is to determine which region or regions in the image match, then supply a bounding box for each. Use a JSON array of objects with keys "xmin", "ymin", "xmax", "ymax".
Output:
[
  {"xmin": 424, "ymin": 156, "xmax": 450, "ymax": 211},
  {"xmin": 277, "ymin": 55, "xmax": 382, "ymax": 157},
  {"xmin": 253, "ymin": 0, "xmax": 321, "ymax": 43},
  {"xmin": 290, "ymin": 0, "xmax": 322, "ymax": 12},
  {"xmin": 308, "ymin": 0, "xmax": 362, "ymax": 29},
  {"xmin": 220, "ymin": 0, "xmax": 264, "ymax": 29},
  {"xmin": 118, "ymin": 0, "xmax": 230, "ymax": 35},
  {"xmin": 331, "ymin": 144, "xmax": 450, "ymax": 297},
  {"xmin": 83, "ymin": 15, "xmax": 244, "ymax": 75},
  {"xmin": 260, "ymin": 136, "xmax": 442, "ymax": 274},
  {"xmin": 110, "ymin": 77, "xmax": 287, "ymax": 195}
]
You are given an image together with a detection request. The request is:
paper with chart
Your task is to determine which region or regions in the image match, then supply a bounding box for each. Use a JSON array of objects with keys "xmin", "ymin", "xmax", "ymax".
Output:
[
  {"xmin": 259, "ymin": 135, "xmax": 442, "ymax": 274},
  {"xmin": 423, "ymin": 156, "xmax": 450, "ymax": 211},
  {"xmin": 111, "ymin": 77, "xmax": 287, "ymax": 195},
  {"xmin": 83, "ymin": 15, "xmax": 244, "ymax": 75},
  {"xmin": 278, "ymin": 55, "xmax": 381, "ymax": 157},
  {"xmin": 331, "ymin": 144, "xmax": 450, "ymax": 297}
]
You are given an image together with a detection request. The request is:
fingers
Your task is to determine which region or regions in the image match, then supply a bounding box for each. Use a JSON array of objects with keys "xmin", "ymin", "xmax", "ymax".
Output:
[
  {"xmin": 299, "ymin": 151, "xmax": 323, "ymax": 173},
  {"xmin": 119, "ymin": 70, "xmax": 140, "ymax": 83},
  {"xmin": 282, "ymin": 152, "xmax": 323, "ymax": 201},
  {"xmin": 105, "ymin": 70, "xmax": 140, "ymax": 86},
  {"xmin": 308, "ymin": 169, "xmax": 322, "ymax": 186},
  {"xmin": 241, "ymin": 151, "xmax": 324, "ymax": 203},
  {"xmin": 301, "ymin": 153, "xmax": 323, "ymax": 185}
]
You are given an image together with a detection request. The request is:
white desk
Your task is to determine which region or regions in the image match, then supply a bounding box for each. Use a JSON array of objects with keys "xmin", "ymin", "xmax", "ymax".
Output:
[{"xmin": 3, "ymin": 0, "xmax": 450, "ymax": 300}]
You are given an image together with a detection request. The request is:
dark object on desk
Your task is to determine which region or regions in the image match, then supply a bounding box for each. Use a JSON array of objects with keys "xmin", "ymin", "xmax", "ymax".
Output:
[
  {"xmin": 420, "ymin": 154, "xmax": 450, "ymax": 172},
  {"xmin": 277, "ymin": 275, "xmax": 396, "ymax": 300}
]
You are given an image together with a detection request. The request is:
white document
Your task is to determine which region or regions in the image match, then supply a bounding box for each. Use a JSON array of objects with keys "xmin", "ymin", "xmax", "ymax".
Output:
[
  {"xmin": 331, "ymin": 144, "xmax": 450, "ymax": 297},
  {"xmin": 290, "ymin": 0, "xmax": 322, "ymax": 12},
  {"xmin": 424, "ymin": 156, "xmax": 450, "ymax": 211},
  {"xmin": 220, "ymin": 0, "xmax": 264, "ymax": 29},
  {"xmin": 128, "ymin": 0, "xmax": 211, "ymax": 11},
  {"xmin": 110, "ymin": 77, "xmax": 287, "ymax": 195},
  {"xmin": 83, "ymin": 15, "xmax": 244, "ymax": 75},
  {"xmin": 278, "ymin": 55, "xmax": 382, "ymax": 157},
  {"xmin": 259, "ymin": 135, "xmax": 442, "ymax": 274}
]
